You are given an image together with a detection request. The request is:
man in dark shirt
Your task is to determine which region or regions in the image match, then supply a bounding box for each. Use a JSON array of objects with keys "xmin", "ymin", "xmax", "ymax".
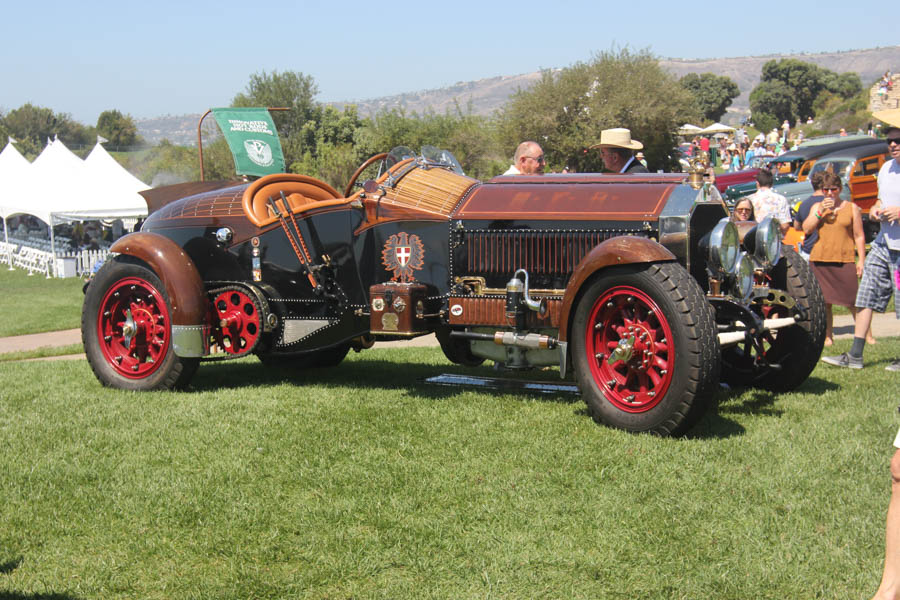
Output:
[
  {"xmin": 593, "ymin": 128, "xmax": 649, "ymax": 174},
  {"xmin": 792, "ymin": 171, "xmax": 825, "ymax": 260}
]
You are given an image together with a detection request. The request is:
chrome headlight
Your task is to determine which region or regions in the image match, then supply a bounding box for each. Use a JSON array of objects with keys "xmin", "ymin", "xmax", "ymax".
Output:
[
  {"xmin": 730, "ymin": 252, "xmax": 755, "ymax": 301},
  {"xmin": 708, "ymin": 218, "xmax": 740, "ymax": 274},
  {"xmin": 753, "ymin": 216, "xmax": 782, "ymax": 267}
]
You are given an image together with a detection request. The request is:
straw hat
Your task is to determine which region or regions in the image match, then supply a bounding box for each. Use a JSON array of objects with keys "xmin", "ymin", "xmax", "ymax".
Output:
[
  {"xmin": 591, "ymin": 128, "xmax": 643, "ymax": 150},
  {"xmin": 874, "ymin": 108, "xmax": 900, "ymax": 128}
]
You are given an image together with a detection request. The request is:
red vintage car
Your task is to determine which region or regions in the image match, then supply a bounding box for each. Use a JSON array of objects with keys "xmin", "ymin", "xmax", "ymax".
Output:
[
  {"xmin": 713, "ymin": 168, "xmax": 760, "ymax": 193},
  {"xmin": 81, "ymin": 147, "xmax": 826, "ymax": 436}
]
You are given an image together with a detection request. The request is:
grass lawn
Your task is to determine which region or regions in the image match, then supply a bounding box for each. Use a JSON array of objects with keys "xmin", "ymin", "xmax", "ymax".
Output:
[
  {"xmin": 3, "ymin": 339, "xmax": 900, "ymax": 599},
  {"xmin": 0, "ymin": 267, "xmax": 85, "ymax": 337}
]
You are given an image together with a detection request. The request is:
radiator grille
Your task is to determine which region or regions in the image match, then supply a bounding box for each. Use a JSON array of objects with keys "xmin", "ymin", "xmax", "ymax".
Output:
[{"xmin": 464, "ymin": 230, "xmax": 646, "ymax": 276}]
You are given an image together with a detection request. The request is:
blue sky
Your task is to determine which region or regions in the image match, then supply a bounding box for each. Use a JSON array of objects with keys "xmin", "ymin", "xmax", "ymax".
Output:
[{"xmin": 3, "ymin": 0, "xmax": 899, "ymax": 125}]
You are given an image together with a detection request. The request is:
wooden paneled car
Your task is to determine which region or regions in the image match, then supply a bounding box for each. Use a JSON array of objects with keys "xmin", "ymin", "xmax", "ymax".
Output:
[{"xmin": 82, "ymin": 147, "xmax": 826, "ymax": 436}]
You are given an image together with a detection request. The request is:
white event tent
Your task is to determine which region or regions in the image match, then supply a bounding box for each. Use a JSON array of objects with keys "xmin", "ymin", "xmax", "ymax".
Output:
[
  {"xmin": 677, "ymin": 124, "xmax": 704, "ymax": 136},
  {"xmin": 0, "ymin": 137, "xmax": 149, "ymax": 260},
  {"xmin": 699, "ymin": 122, "xmax": 735, "ymax": 134},
  {"xmin": 0, "ymin": 141, "xmax": 31, "ymax": 249}
]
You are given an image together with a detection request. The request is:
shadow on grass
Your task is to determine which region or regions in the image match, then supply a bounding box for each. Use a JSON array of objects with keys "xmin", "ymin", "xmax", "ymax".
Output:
[
  {"xmin": 717, "ymin": 389, "xmax": 782, "ymax": 418},
  {"xmin": 190, "ymin": 356, "xmax": 759, "ymax": 436},
  {"xmin": 186, "ymin": 355, "xmax": 759, "ymax": 439},
  {"xmin": 189, "ymin": 356, "xmax": 581, "ymax": 405},
  {"xmin": 0, "ymin": 557, "xmax": 22, "ymax": 574},
  {"xmin": 0, "ymin": 593, "xmax": 84, "ymax": 600},
  {"xmin": 785, "ymin": 375, "xmax": 842, "ymax": 395},
  {"xmin": 687, "ymin": 411, "xmax": 746, "ymax": 439}
]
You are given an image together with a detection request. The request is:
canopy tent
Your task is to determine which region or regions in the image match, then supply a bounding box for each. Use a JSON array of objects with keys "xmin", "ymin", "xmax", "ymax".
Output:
[
  {"xmin": 699, "ymin": 122, "xmax": 735, "ymax": 134},
  {"xmin": 677, "ymin": 124, "xmax": 703, "ymax": 135},
  {"xmin": 0, "ymin": 138, "xmax": 149, "ymax": 264},
  {"xmin": 0, "ymin": 140, "xmax": 32, "ymax": 249},
  {"xmin": 76, "ymin": 142, "xmax": 150, "ymax": 220},
  {"xmin": 0, "ymin": 138, "xmax": 148, "ymax": 225}
]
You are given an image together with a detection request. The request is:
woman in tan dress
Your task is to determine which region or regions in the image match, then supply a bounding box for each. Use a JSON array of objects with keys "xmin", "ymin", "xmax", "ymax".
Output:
[{"xmin": 802, "ymin": 171, "xmax": 867, "ymax": 346}]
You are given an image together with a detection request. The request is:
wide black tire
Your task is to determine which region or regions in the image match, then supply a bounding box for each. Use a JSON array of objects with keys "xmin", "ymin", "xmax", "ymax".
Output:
[
  {"xmin": 435, "ymin": 326, "xmax": 485, "ymax": 367},
  {"xmin": 257, "ymin": 342, "xmax": 351, "ymax": 369},
  {"xmin": 571, "ymin": 263, "xmax": 720, "ymax": 436},
  {"xmin": 721, "ymin": 247, "xmax": 826, "ymax": 391},
  {"xmin": 82, "ymin": 258, "xmax": 199, "ymax": 390}
]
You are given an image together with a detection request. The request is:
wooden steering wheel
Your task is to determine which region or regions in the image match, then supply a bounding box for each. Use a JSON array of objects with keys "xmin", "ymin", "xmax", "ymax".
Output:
[{"xmin": 343, "ymin": 153, "xmax": 388, "ymax": 198}]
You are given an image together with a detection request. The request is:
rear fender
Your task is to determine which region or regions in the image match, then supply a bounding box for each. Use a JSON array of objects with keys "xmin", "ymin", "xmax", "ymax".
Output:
[
  {"xmin": 558, "ymin": 237, "xmax": 676, "ymax": 343},
  {"xmin": 109, "ymin": 232, "xmax": 208, "ymax": 357}
]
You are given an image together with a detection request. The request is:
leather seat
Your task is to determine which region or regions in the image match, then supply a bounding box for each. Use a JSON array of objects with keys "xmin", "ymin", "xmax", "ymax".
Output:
[{"xmin": 242, "ymin": 174, "xmax": 343, "ymax": 227}]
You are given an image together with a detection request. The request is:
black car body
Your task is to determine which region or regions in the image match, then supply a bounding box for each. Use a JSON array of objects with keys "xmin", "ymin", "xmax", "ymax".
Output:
[{"xmin": 82, "ymin": 148, "xmax": 826, "ymax": 436}]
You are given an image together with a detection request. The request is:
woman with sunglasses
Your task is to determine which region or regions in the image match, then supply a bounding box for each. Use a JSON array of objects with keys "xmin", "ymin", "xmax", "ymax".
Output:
[
  {"xmin": 732, "ymin": 198, "xmax": 755, "ymax": 221},
  {"xmin": 802, "ymin": 170, "xmax": 866, "ymax": 346}
]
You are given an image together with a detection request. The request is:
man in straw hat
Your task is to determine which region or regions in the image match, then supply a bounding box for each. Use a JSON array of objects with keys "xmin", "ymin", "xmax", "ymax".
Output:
[
  {"xmin": 592, "ymin": 128, "xmax": 649, "ymax": 174},
  {"xmin": 836, "ymin": 107, "xmax": 900, "ymax": 600}
]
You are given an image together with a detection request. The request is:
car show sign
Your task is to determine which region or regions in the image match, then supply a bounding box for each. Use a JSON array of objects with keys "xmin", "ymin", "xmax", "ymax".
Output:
[{"xmin": 212, "ymin": 108, "xmax": 285, "ymax": 177}]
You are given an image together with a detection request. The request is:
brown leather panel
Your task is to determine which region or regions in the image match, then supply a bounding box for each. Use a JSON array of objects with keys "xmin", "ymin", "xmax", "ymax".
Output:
[
  {"xmin": 110, "ymin": 232, "xmax": 207, "ymax": 327},
  {"xmin": 447, "ymin": 296, "xmax": 561, "ymax": 328},
  {"xmin": 557, "ymin": 237, "xmax": 676, "ymax": 342},
  {"xmin": 242, "ymin": 173, "xmax": 343, "ymax": 227},
  {"xmin": 455, "ymin": 178, "xmax": 679, "ymax": 221}
]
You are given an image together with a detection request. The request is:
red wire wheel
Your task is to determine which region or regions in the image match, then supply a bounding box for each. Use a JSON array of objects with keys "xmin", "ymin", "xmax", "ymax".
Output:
[
  {"xmin": 584, "ymin": 285, "xmax": 675, "ymax": 413},
  {"xmin": 570, "ymin": 263, "xmax": 719, "ymax": 436},
  {"xmin": 212, "ymin": 289, "xmax": 261, "ymax": 355},
  {"xmin": 96, "ymin": 277, "xmax": 171, "ymax": 379}
]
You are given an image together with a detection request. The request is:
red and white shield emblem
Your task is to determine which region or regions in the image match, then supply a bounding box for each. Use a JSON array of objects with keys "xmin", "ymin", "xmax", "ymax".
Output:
[
  {"xmin": 382, "ymin": 232, "xmax": 425, "ymax": 283},
  {"xmin": 396, "ymin": 246, "xmax": 411, "ymax": 267}
]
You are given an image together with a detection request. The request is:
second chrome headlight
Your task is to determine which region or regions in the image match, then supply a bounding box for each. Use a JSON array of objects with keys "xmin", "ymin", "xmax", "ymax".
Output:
[
  {"xmin": 708, "ymin": 218, "xmax": 740, "ymax": 274},
  {"xmin": 753, "ymin": 216, "xmax": 782, "ymax": 267},
  {"xmin": 730, "ymin": 252, "xmax": 755, "ymax": 301}
]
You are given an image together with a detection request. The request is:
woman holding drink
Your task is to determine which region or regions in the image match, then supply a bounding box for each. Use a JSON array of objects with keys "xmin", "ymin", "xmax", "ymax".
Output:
[{"xmin": 802, "ymin": 170, "xmax": 867, "ymax": 346}]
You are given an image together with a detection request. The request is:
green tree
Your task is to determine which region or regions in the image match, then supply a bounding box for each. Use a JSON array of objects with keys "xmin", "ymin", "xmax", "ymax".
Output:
[
  {"xmin": 232, "ymin": 70, "xmax": 319, "ymax": 166},
  {"xmin": 760, "ymin": 59, "xmax": 823, "ymax": 120},
  {"xmin": 286, "ymin": 105, "xmax": 372, "ymax": 190},
  {"xmin": 752, "ymin": 59, "xmax": 862, "ymax": 123},
  {"xmin": 360, "ymin": 105, "xmax": 505, "ymax": 180},
  {"xmin": 499, "ymin": 49, "xmax": 698, "ymax": 172},
  {"xmin": 96, "ymin": 109, "xmax": 139, "ymax": 148},
  {"xmin": 679, "ymin": 73, "xmax": 740, "ymax": 122},
  {"xmin": 127, "ymin": 139, "xmax": 198, "ymax": 186},
  {"xmin": 1, "ymin": 103, "xmax": 92, "ymax": 158},
  {"xmin": 749, "ymin": 80, "xmax": 795, "ymax": 130},
  {"xmin": 822, "ymin": 71, "xmax": 862, "ymax": 99}
]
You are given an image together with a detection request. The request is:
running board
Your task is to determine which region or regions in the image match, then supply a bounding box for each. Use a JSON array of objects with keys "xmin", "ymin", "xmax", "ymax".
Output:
[{"xmin": 424, "ymin": 373, "xmax": 579, "ymax": 395}]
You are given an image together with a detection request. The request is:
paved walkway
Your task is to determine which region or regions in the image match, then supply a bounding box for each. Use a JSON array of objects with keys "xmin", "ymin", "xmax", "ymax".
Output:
[{"xmin": 0, "ymin": 328, "xmax": 440, "ymax": 360}]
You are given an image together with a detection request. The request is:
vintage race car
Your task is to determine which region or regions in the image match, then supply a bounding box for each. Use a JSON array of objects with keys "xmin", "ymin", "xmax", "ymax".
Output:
[{"xmin": 82, "ymin": 146, "xmax": 826, "ymax": 436}]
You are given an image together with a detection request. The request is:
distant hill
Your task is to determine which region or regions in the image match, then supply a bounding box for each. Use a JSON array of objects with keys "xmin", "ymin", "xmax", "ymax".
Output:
[{"xmin": 138, "ymin": 46, "xmax": 900, "ymax": 144}]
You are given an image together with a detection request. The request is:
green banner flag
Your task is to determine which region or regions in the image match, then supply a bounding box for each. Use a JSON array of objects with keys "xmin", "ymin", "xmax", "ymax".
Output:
[{"xmin": 212, "ymin": 107, "xmax": 285, "ymax": 177}]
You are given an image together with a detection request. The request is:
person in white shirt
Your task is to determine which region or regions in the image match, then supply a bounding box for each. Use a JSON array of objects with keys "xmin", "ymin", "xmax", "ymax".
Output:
[
  {"xmin": 748, "ymin": 169, "xmax": 791, "ymax": 235},
  {"xmin": 503, "ymin": 141, "xmax": 545, "ymax": 176},
  {"xmin": 822, "ymin": 123, "xmax": 900, "ymax": 371}
]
